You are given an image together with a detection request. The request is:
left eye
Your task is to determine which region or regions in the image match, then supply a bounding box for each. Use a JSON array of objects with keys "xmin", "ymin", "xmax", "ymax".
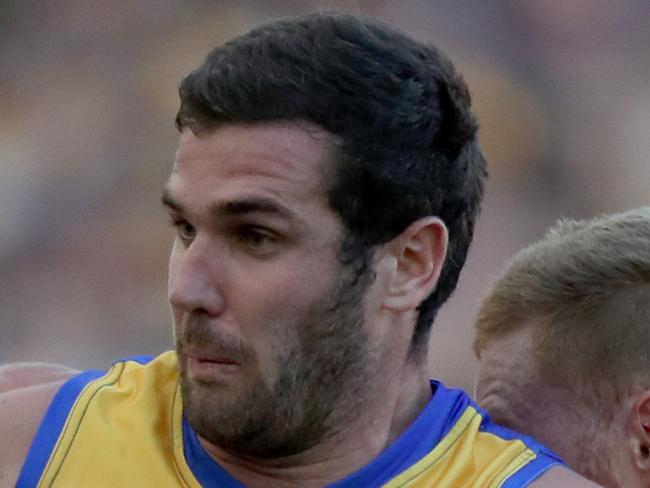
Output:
[{"xmin": 238, "ymin": 228, "xmax": 275, "ymax": 251}]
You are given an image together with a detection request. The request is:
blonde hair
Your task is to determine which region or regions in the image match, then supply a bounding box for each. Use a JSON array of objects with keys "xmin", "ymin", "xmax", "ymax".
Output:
[{"xmin": 475, "ymin": 207, "xmax": 650, "ymax": 395}]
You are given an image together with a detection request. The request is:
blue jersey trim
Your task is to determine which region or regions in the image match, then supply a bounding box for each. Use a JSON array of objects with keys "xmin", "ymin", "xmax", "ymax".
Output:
[
  {"xmin": 330, "ymin": 381, "xmax": 469, "ymax": 487},
  {"xmin": 182, "ymin": 416, "xmax": 247, "ymax": 488},
  {"xmin": 477, "ymin": 405, "xmax": 564, "ymax": 487},
  {"xmin": 181, "ymin": 381, "xmax": 470, "ymax": 488},
  {"xmin": 15, "ymin": 369, "xmax": 105, "ymax": 488},
  {"xmin": 178, "ymin": 376, "xmax": 563, "ymax": 487}
]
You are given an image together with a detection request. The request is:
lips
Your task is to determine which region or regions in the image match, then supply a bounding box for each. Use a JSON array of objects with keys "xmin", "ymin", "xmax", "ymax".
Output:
[
  {"xmin": 195, "ymin": 357, "xmax": 238, "ymax": 366},
  {"xmin": 182, "ymin": 346, "xmax": 242, "ymax": 381},
  {"xmin": 184, "ymin": 347, "xmax": 240, "ymax": 365},
  {"xmin": 192, "ymin": 353, "xmax": 237, "ymax": 364}
]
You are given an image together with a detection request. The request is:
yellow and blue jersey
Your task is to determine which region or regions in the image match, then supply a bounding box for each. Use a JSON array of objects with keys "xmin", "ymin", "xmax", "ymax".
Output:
[{"xmin": 17, "ymin": 352, "xmax": 562, "ymax": 487}]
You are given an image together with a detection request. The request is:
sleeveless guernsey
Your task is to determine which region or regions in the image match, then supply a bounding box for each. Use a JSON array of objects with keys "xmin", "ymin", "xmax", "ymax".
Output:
[{"xmin": 17, "ymin": 352, "xmax": 562, "ymax": 487}]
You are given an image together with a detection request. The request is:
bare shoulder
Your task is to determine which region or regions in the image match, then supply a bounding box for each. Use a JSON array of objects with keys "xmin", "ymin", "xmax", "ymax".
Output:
[
  {"xmin": 530, "ymin": 465, "xmax": 602, "ymax": 487},
  {"xmin": 0, "ymin": 362, "xmax": 79, "ymax": 393},
  {"xmin": 0, "ymin": 365, "xmax": 78, "ymax": 486}
]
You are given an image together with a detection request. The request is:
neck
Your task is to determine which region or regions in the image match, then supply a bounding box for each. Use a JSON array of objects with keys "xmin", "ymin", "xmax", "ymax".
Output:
[{"xmin": 197, "ymin": 355, "xmax": 431, "ymax": 488}]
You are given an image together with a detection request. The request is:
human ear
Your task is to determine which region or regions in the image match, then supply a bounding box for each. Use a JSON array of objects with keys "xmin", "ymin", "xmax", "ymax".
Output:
[
  {"xmin": 627, "ymin": 391, "xmax": 650, "ymax": 472},
  {"xmin": 381, "ymin": 216, "xmax": 448, "ymax": 312}
]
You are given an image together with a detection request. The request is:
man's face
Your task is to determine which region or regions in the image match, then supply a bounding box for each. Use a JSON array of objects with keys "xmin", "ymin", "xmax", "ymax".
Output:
[{"xmin": 164, "ymin": 122, "xmax": 379, "ymax": 456}]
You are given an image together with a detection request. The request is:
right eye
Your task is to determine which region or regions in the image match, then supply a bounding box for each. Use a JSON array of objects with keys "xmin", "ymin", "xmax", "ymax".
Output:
[{"xmin": 169, "ymin": 218, "xmax": 196, "ymax": 243}]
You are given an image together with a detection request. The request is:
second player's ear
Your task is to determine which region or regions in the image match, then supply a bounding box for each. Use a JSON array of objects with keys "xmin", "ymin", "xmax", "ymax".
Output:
[
  {"xmin": 627, "ymin": 391, "xmax": 650, "ymax": 474},
  {"xmin": 381, "ymin": 216, "xmax": 448, "ymax": 313}
]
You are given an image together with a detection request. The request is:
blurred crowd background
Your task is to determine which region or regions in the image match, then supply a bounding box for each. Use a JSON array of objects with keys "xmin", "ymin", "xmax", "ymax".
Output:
[{"xmin": 1, "ymin": 0, "xmax": 649, "ymax": 392}]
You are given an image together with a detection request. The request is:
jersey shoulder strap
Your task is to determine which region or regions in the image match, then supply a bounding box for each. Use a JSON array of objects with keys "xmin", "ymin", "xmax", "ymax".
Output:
[{"xmin": 16, "ymin": 352, "xmax": 202, "ymax": 487}]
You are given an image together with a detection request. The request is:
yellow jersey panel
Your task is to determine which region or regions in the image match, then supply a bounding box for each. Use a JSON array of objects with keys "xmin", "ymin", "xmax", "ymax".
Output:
[
  {"xmin": 383, "ymin": 408, "xmax": 537, "ymax": 487},
  {"xmin": 17, "ymin": 352, "xmax": 562, "ymax": 487}
]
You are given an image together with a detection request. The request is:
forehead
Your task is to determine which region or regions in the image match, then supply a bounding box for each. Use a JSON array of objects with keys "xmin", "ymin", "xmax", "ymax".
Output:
[{"xmin": 170, "ymin": 121, "xmax": 335, "ymax": 195}]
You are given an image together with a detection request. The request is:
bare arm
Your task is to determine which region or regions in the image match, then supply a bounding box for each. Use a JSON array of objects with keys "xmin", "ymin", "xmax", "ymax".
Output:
[
  {"xmin": 530, "ymin": 465, "xmax": 603, "ymax": 487},
  {"xmin": 0, "ymin": 364, "xmax": 78, "ymax": 486},
  {"xmin": 0, "ymin": 363, "xmax": 79, "ymax": 393}
]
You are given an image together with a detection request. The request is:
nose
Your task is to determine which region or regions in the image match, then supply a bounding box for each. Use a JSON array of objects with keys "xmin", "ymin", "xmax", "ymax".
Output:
[{"xmin": 168, "ymin": 238, "xmax": 225, "ymax": 316}]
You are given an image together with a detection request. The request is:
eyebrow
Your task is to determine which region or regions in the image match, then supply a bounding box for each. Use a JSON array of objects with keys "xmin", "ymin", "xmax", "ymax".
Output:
[
  {"xmin": 212, "ymin": 198, "xmax": 295, "ymax": 220},
  {"xmin": 161, "ymin": 187, "xmax": 296, "ymax": 221},
  {"xmin": 161, "ymin": 187, "xmax": 183, "ymax": 213}
]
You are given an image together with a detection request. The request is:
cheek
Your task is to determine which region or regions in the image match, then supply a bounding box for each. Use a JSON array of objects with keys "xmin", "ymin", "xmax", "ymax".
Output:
[
  {"xmin": 230, "ymin": 274, "xmax": 309, "ymax": 344},
  {"xmin": 234, "ymin": 257, "xmax": 337, "ymax": 317},
  {"xmin": 167, "ymin": 245, "xmax": 185, "ymax": 336},
  {"xmin": 167, "ymin": 242, "xmax": 182, "ymax": 294},
  {"xmin": 230, "ymin": 266, "xmax": 331, "ymax": 369}
]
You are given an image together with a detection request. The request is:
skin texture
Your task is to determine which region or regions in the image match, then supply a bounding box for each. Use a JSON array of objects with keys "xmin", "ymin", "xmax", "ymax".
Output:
[
  {"xmin": 0, "ymin": 121, "xmax": 598, "ymax": 487},
  {"xmin": 163, "ymin": 121, "xmax": 442, "ymax": 487},
  {"xmin": 0, "ymin": 367, "xmax": 78, "ymax": 486},
  {"xmin": 476, "ymin": 322, "xmax": 621, "ymax": 487},
  {"xmin": 166, "ymin": 123, "xmax": 374, "ymax": 458}
]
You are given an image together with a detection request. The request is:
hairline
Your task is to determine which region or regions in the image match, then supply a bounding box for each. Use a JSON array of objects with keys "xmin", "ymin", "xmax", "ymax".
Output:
[{"xmin": 475, "ymin": 208, "xmax": 650, "ymax": 401}]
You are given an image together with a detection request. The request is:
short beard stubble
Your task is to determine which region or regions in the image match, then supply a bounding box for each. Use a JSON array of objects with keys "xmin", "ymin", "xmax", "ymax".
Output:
[{"xmin": 178, "ymin": 262, "xmax": 377, "ymax": 458}]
